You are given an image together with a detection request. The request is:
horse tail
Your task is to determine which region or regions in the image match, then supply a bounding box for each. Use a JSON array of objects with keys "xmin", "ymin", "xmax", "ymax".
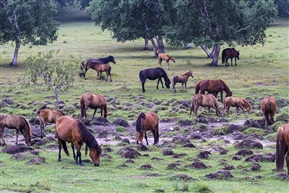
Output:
[
  {"xmin": 36, "ymin": 105, "xmax": 47, "ymax": 115},
  {"xmin": 61, "ymin": 140, "xmax": 70, "ymax": 156},
  {"xmin": 276, "ymin": 126, "xmax": 285, "ymax": 172},
  {"xmin": 139, "ymin": 70, "xmax": 146, "ymax": 83},
  {"xmin": 80, "ymin": 97, "xmax": 85, "ymax": 118},
  {"xmin": 136, "ymin": 113, "xmax": 146, "ymax": 134},
  {"xmin": 222, "ymin": 49, "xmax": 226, "ymax": 64},
  {"xmin": 195, "ymin": 81, "xmax": 201, "ymax": 94}
]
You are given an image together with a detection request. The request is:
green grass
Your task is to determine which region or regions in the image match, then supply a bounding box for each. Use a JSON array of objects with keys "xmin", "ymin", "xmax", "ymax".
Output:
[{"xmin": 0, "ymin": 7, "xmax": 289, "ymax": 193}]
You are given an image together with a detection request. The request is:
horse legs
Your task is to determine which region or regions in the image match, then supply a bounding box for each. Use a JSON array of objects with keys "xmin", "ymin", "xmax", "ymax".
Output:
[
  {"xmin": 93, "ymin": 108, "xmax": 98, "ymax": 118},
  {"xmin": 286, "ymin": 149, "xmax": 289, "ymax": 175},
  {"xmin": 0, "ymin": 126, "xmax": 6, "ymax": 146},
  {"xmin": 230, "ymin": 58, "xmax": 233, "ymax": 66},
  {"xmin": 15, "ymin": 130, "xmax": 19, "ymax": 144},
  {"xmin": 152, "ymin": 129, "xmax": 159, "ymax": 145},
  {"xmin": 264, "ymin": 114, "xmax": 269, "ymax": 127},
  {"xmin": 144, "ymin": 132, "xmax": 149, "ymax": 146},
  {"xmin": 166, "ymin": 61, "xmax": 169, "ymax": 70},
  {"xmin": 71, "ymin": 143, "xmax": 76, "ymax": 161},
  {"xmin": 158, "ymin": 59, "xmax": 163, "ymax": 68},
  {"xmin": 57, "ymin": 138, "xmax": 62, "ymax": 162},
  {"xmin": 157, "ymin": 78, "xmax": 164, "ymax": 89},
  {"xmin": 75, "ymin": 143, "xmax": 84, "ymax": 166},
  {"xmin": 142, "ymin": 82, "xmax": 146, "ymax": 93},
  {"xmin": 238, "ymin": 106, "xmax": 247, "ymax": 119},
  {"xmin": 226, "ymin": 106, "xmax": 230, "ymax": 117}
]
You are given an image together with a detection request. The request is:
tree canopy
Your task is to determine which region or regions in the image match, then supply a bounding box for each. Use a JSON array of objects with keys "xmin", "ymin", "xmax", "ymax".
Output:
[{"xmin": 0, "ymin": 0, "xmax": 59, "ymax": 65}]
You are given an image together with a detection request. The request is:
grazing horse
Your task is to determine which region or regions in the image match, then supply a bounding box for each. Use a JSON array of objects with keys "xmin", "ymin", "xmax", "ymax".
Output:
[
  {"xmin": 89, "ymin": 63, "xmax": 112, "ymax": 82},
  {"xmin": 223, "ymin": 96, "xmax": 251, "ymax": 119},
  {"xmin": 0, "ymin": 114, "xmax": 32, "ymax": 146},
  {"xmin": 136, "ymin": 112, "xmax": 159, "ymax": 146},
  {"xmin": 172, "ymin": 70, "xmax": 193, "ymax": 93},
  {"xmin": 222, "ymin": 48, "xmax": 240, "ymax": 67},
  {"xmin": 157, "ymin": 50, "xmax": 175, "ymax": 70},
  {"xmin": 56, "ymin": 116, "xmax": 102, "ymax": 166},
  {"xmin": 189, "ymin": 94, "xmax": 220, "ymax": 120},
  {"xmin": 80, "ymin": 55, "xmax": 116, "ymax": 79},
  {"xmin": 260, "ymin": 96, "xmax": 277, "ymax": 127},
  {"xmin": 36, "ymin": 105, "xmax": 64, "ymax": 138},
  {"xmin": 80, "ymin": 93, "xmax": 108, "ymax": 119},
  {"xmin": 139, "ymin": 67, "xmax": 171, "ymax": 93},
  {"xmin": 195, "ymin": 79, "xmax": 232, "ymax": 102},
  {"xmin": 276, "ymin": 123, "xmax": 289, "ymax": 174}
]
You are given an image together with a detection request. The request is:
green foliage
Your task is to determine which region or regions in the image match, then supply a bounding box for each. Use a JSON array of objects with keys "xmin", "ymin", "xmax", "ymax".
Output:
[{"xmin": 116, "ymin": 126, "xmax": 125, "ymax": 132}]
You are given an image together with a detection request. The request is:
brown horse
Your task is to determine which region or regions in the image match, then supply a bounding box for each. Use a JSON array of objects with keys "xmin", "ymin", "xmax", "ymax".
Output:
[
  {"xmin": 80, "ymin": 93, "xmax": 108, "ymax": 119},
  {"xmin": 36, "ymin": 105, "xmax": 64, "ymax": 138},
  {"xmin": 223, "ymin": 96, "xmax": 251, "ymax": 119},
  {"xmin": 0, "ymin": 114, "xmax": 32, "ymax": 146},
  {"xmin": 136, "ymin": 112, "xmax": 159, "ymax": 145},
  {"xmin": 260, "ymin": 96, "xmax": 277, "ymax": 127},
  {"xmin": 189, "ymin": 94, "xmax": 221, "ymax": 120},
  {"xmin": 56, "ymin": 115, "xmax": 102, "ymax": 166},
  {"xmin": 157, "ymin": 50, "xmax": 175, "ymax": 70},
  {"xmin": 195, "ymin": 79, "xmax": 232, "ymax": 102},
  {"xmin": 222, "ymin": 48, "xmax": 240, "ymax": 67},
  {"xmin": 276, "ymin": 123, "xmax": 289, "ymax": 174},
  {"xmin": 172, "ymin": 71, "xmax": 194, "ymax": 93}
]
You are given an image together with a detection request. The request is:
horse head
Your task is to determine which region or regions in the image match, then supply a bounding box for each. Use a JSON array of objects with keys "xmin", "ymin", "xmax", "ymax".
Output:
[
  {"xmin": 89, "ymin": 144, "xmax": 102, "ymax": 166},
  {"xmin": 108, "ymin": 55, "xmax": 116, "ymax": 64},
  {"xmin": 170, "ymin": 56, "xmax": 176, "ymax": 63},
  {"xmin": 165, "ymin": 78, "xmax": 171, "ymax": 89}
]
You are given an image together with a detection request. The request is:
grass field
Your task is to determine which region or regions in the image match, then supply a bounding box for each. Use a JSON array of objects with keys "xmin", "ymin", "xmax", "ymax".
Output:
[{"xmin": 0, "ymin": 7, "xmax": 289, "ymax": 193}]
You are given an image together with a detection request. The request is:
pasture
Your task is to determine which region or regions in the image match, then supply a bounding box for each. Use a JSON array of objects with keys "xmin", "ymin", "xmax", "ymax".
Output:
[{"xmin": 0, "ymin": 7, "xmax": 289, "ymax": 193}]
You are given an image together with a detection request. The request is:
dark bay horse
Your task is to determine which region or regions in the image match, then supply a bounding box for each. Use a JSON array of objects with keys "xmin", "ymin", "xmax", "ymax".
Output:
[
  {"xmin": 80, "ymin": 55, "xmax": 116, "ymax": 79},
  {"xmin": 157, "ymin": 50, "xmax": 176, "ymax": 70},
  {"xmin": 260, "ymin": 96, "xmax": 277, "ymax": 127},
  {"xmin": 223, "ymin": 96, "xmax": 251, "ymax": 119},
  {"xmin": 189, "ymin": 94, "xmax": 220, "ymax": 120},
  {"xmin": 136, "ymin": 112, "xmax": 159, "ymax": 145},
  {"xmin": 36, "ymin": 105, "xmax": 65, "ymax": 138},
  {"xmin": 139, "ymin": 67, "xmax": 171, "ymax": 93},
  {"xmin": 80, "ymin": 93, "xmax": 108, "ymax": 119},
  {"xmin": 195, "ymin": 79, "xmax": 232, "ymax": 102},
  {"xmin": 276, "ymin": 123, "xmax": 289, "ymax": 174},
  {"xmin": 0, "ymin": 114, "xmax": 32, "ymax": 146},
  {"xmin": 222, "ymin": 48, "xmax": 240, "ymax": 67},
  {"xmin": 172, "ymin": 70, "xmax": 193, "ymax": 93},
  {"xmin": 56, "ymin": 115, "xmax": 102, "ymax": 166}
]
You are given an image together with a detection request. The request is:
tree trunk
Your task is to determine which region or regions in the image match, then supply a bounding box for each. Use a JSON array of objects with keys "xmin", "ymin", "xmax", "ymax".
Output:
[
  {"xmin": 143, "ymin": 38, "xmax": 149, "ymax": 50},
  {"xmin": 200, "ymin": 45, "xmax": 211, "ymax": 57},
  {"xmin": 185, "ymin": 42, "xmax": 192, "ymax": 49},
  {"xmin": 210, "ymin": 44, "xmax": 220, "ymax": 66},
  {"xmin": 150, "ymin": 38, "xmax": 158, "ymax": 57},
  {"xmin": 11, "ymin": 39, "xmax": 20, "ymax": 66},
  {"xmin": 156, "ymin": 35, "xmax": 164, "ymax": 53}
]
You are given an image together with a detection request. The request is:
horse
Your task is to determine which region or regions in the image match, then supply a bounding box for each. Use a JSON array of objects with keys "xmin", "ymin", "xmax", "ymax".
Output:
[
  {"xmin": 139, "ymin": 67, "xmax": 171, "ymax": 93},
  {"xmin": 157, "ymin": 50, "xmax": 175, "ymax": 70},
  {"xmin": 260, "ymin": 96, "xmax": 277, "ymax": 127},
  {"xmin": 136, "ymin": 112, "xmax": 159, "ymax": 146},
  {"xmin": 222, "ymin": 48, "xmax": 240, "ymax": 67},
  {"xmin": 223, "ymin": 96, "xmax": 251, "ymax": 119},
  {"xmin": 189, "ymin": 94, "xmax": 221, "ymax": 120},
  {"xmin": 89, "ymin": 63, "xmax": 112, "ymax": 82},
  {"xmin": 80, "ymin": 55, "xmax": 116, "ymax": 79},
  {"xmin": 0, "ymin": 114, "xmax": 32, "ymax": 146},
  {"xmin": 80, "ymin": 93, "xmax": 108, "ymax": 119},
  {"xmin": 276, "ymin": 123, "xmax": 289, "ymax": 174},
  {"xmin": 172, "ymin": 71, "xmax": 193, "ymax": 93},
  {"xmin": 36, "ymin": 105, "xmax": 65, "ymax": 138},
  {"xmin": 195, "ymin": 79, "xmax": 232, "ymax": 102},
  {"xmin": 56, "ymin": 115, "xmax": 102, "ymax": 166}
]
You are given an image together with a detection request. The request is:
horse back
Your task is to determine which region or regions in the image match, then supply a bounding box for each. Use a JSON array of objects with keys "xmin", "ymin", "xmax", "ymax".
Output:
[
  {"xmin": 143, "ymin": 112, "xmax": 159, "ymax": 130},
  {"xmin": 56, "ymin": 116, "xmax": 77, "ymax": 142},
  {"xmin": 261, "ymin": 96, "xmax": 277, "ymax": 113},
  {"xmin": 0, "ymin": 114, "xmax": 26, "ymax": 129}
]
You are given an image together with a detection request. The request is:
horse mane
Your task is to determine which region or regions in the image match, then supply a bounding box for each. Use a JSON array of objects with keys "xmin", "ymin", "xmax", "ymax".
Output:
[
  {"xmin": 157, "ymin": 67, "xmax": 170, "ymax": 83},
  {"xmin": 220, "ymin": 80, "xmax": 232, "ymax": 94},
  {"xmin": 242, "ymin": 99, "xmax": 251, "ymax": 108},
  {"xmin": 195, "ymin": 81, "xmax": 201, "ymax": 94},
  {"xmin": 77, "ymin": 120, "xmax": 98, "ymax": 148},
  {"xmin": 136, "ymin": 113, "xmax": 146, "ymax": 133},
  {"xmin": 182, "ymin": 71, "xmax": 190, "ymax": 76},
  {"xmin": 20, "ymin": 116, "xmax": 32, "ymax": 137},
  {"xmin": 36, "ymin": 105, "xmax": 47, "ymax": 114}
]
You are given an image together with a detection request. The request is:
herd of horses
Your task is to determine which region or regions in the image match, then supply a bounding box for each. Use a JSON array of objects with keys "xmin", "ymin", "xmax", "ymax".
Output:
[{"xmin": 1, "ymin": 48, "xmax": 288, "ymax": 175}]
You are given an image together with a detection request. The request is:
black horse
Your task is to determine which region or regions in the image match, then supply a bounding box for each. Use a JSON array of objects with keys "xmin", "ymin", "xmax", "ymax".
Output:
[
  {"xmin": 222, "ymin": 48, "xmax": 240, "ymax": 67},
  {"xmin": 139, "ymin": 67, "xmax": 171, "ymax": 93},
  {"xmin": 80, "ymin": 56, "xmax": 116, "ymax": 79}
]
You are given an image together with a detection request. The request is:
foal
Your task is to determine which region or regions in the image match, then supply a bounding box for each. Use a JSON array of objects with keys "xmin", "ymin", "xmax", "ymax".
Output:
[
  {"xmin": 223, "ymin": 96, "xmax": 251, "ymax": 119},
  {"xmin": 157, "ymin": 50, "xmax": 175, "ymax": 70},
  {"xmin": 172, "ymin": 71, "xmax": 193, "ymax": 93}
]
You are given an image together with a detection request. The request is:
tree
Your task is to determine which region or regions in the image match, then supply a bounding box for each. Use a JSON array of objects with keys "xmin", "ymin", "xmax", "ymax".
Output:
[
  {"xmin": 0, "ymin": 0, "xmax": 59, "ymax": 66},
  {"xmin": 23, "ymin": 50, "xmax": 75, "ymax": 109}
]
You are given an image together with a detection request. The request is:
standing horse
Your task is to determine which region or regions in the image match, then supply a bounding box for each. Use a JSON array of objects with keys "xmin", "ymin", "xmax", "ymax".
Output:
[
  {"xmin": 157, "ymin": 50, "xmax": 176, "ymax": 70},
  {"xmin": 0, "ymin": 114, "xmax": 32, "ymax": 146},
  {"xmin": 80, "ymin": 55, "xmax": 116, "ymax": 79},
  {"xmin": 36, "ymin": 105, "xmax": 64, "ymax": 138},
  {"xmin": 195, "ymin": 79, "xmax": 232, "ymax": 102},
  {"xmin": 172, "ymin": 71, "xmax": 193, "ymax": 93},
  {"xmin": 80, "ymin": 93, "xmax": 108, "ymax": 119},
  {"xmin": 222, "ymin": 48, "xmax": 240, "ymax": 67},
  {"xmin": 223, "ymin": 96, "xmax": 251, "ymax": 119},
  {"xmin": 56, "ymin": 116, "xmax": 102, "ymax": 166},
  {"xmin": 139, "ymin": 67, "xmax": 171, "ymax": 93},
  {"xmin": 189, "ymin": 94, "xmax": 220, "ymax": 120},
  {"xmin": 276, "ymin": 123, "xmax": 289, "ymax": 174},
  {"xmin": 136, "ymin": 112, "xmax": 159, "ymax": 145},
  {"xmin": 260, "ymin": 96, "xmax": 277, "ymax": 127},
  {"xmin": 88, "ymin": 63, "xmax": 112, "ymax": 82}
]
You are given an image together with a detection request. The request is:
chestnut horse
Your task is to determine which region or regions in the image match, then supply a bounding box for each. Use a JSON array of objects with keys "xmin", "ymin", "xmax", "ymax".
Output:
[
  {"xmin": 89, "ymin": 63, "xmax": 112, "ymax": 82},
  {"xmin": 80, "ymin": 93, "xmax": 108, "ymax": 119},
  {"xmin": 195, "ymin": 79, "xmax": 232, "ymax": 102},
  {"xmin": 139, "ymin": 67, "xmax": 171, "ymax": 93},
  {"xmin": 0, "ymin": 114, "xmax": 32, "ymax": 146},
  {"xmin": 260, "ymin": 96, "xmax": 277, "ymax": 127},
  {"xmin": 136, "ymin": 112, "xmax": 159, "ymax": 145},
  {"xmin": 36, "ymin": 105, "xmax": 64, "ymax": 138},
  {"xmin": 56, "ymin": 116, "xmax": 102, "ymax": 166},
  {"xmin": 172, "ymin": 71, "xmax": 194, "ymax": 93},
  {"xmin": 276, "ymin": 123, "xmax": 289, "ymax": 174},
  {"xmin": 157, "ymin": 50, "xmax": 175, "ymax": 70},
  {"xmin": 222, "ymin": 48, "xmax": 240, "ymax": 67},
  {"xmin": 189, "ymin": 94, "xmax": 220, "ymax": 120},
  {"xmin": 223, "ymin": 96, "xmax": 251, "ymax": 119}
]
